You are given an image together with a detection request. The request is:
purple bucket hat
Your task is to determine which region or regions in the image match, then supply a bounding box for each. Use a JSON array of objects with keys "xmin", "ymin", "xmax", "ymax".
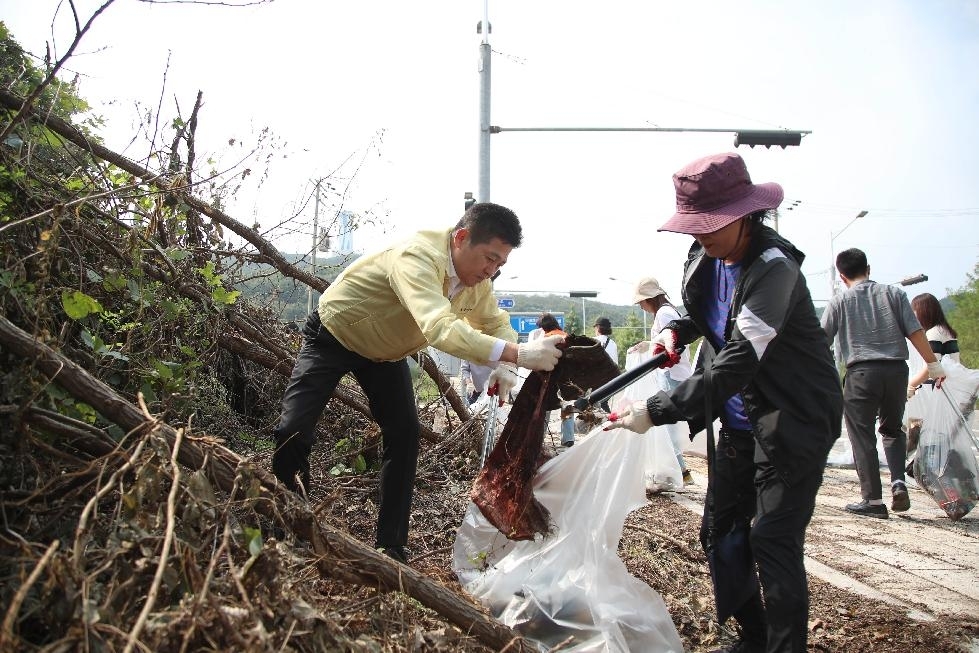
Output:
[{"xmin": 658, "ymin": 152, "xmax": 783, "ymax": 235}]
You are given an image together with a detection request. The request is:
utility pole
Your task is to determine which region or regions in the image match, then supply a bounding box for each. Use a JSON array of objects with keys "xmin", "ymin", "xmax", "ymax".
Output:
[{"xmin": 307, "ymin": 179, "xmax": 323, "ymax": 314}]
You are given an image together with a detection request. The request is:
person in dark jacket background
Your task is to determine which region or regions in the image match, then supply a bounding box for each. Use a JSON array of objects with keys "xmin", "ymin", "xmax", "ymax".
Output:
[{"xmin": 612, "ymin": 152, "xmax": 843, "ymax": 653}]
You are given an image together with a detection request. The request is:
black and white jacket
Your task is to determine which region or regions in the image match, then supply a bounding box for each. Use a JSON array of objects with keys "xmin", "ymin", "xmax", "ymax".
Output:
[{"xmin": 645, "ymin": 224, "xmax": 843, "ymax": 485}]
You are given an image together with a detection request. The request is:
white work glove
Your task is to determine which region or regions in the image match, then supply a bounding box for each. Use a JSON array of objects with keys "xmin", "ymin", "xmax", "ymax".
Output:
[
  {"xmin": 487, "ymin": 363, "xmax": 519, "ymax": 406},
  {"xmin": 628, "ymin": 340, "xmax": 650, "ymax": 355},
  {"xmin": 650, "ymin": 328, "xmax": 680, "ymax": 368},
  {"xmin": 517, "ymin": 334, "xmax": 564, "ymax": 371},
  {"xmin": 906, "ymin": 384, "xmax": 917, "ymax": 400},
  {"xmin": 604, "ymin": 400, "xmax": 653, "ymax": 434},
  {"xmin": 927, "ymin": 360, "xmax": 946, "ymax": 389}
]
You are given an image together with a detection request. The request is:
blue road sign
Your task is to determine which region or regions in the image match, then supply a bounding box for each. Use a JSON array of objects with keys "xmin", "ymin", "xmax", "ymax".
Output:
[
  {"xmin": 508, "ymin": 312, "xmax": 564, "ymax": 340},
  {"xmin": 497, "ymin": 297, "xmax": 515, "ymax": 309}
]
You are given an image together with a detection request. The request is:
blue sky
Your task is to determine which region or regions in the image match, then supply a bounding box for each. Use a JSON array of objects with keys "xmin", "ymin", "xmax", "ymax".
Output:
[{"xmin": 6, "ymin": 0, "xmax": 979, "ymax": 308}]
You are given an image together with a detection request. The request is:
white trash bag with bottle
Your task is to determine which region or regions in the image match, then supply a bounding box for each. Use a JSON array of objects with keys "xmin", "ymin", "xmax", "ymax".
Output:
[
  {"xmin": 453, "ymin": 421, "xmax": 683, "ymax": 652},
  {"xmin": 909, "ymin": 378, "xmax": 979, "ymax": 521},
  {"xmin": 610, "ymin": 350, "xmax": 684, "ymax": 493}
]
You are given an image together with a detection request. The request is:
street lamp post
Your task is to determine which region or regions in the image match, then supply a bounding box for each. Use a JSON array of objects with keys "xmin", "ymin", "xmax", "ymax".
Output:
[
  {"xmin": 898, "ymin": 274, "xmax": 928, "ymax": 287},
  {"xmin": 827, "ymin": 210, "xmax": 868, "ymax": 364},
  {"xmin": 569, "ymin": 290, "xmax": 598, "ymax": 332},
  {"xmin": 828, "ymin": 210, "xmax": 868, "ymax": 300},
  {"xmin": 608, "ymin": 276, "xmax": 646, "ymax": 333}
]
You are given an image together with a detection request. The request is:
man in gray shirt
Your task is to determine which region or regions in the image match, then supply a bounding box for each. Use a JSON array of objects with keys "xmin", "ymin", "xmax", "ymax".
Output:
[{"xmin": 822, "ymin": 248, "xmax": 946, "ymax": 518}]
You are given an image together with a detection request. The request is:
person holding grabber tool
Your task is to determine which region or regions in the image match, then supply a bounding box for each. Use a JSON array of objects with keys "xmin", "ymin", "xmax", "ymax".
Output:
[{"xmin": 610, "ymin": 152, "xmax": 843, "ymax": 653}]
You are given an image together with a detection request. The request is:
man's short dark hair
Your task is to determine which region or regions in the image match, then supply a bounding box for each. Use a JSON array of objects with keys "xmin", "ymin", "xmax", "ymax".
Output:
[
  {"xmin": 456, "ymin": 202, "xmax": 522, "ymax": 248},
  {"xmin": 836, "ymin": 248, "xmax": 868, "ymax": 280},
  {"xmin": 537, "ymin": 312, "xmax": 560, "ymax": 332}
]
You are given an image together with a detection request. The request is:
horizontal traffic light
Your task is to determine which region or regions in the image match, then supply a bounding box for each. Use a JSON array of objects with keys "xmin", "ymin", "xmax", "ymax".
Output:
[{"xmin": 734, "ymin": 130, "xmax": 804, "ymax": 149}]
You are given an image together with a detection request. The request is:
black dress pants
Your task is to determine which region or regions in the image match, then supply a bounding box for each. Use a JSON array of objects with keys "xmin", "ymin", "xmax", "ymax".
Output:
[
  {"xmin": 701, "ymin": 427, "xmax": 824, "ymax": 653},
  {"xmin": 273, "ymin": 311, "xmax": 420, "ymax": 548},
  {"xmin": 843, "ymin": 360, "xmax": 909, "ymax": 501}
]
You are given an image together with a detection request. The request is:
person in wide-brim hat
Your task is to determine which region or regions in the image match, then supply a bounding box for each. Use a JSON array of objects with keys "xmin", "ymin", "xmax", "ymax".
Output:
[
  {"xmin": 659, "ymin": 151, "xmax": 784, "ymax": 236},
  {"xmin": 610, "ymin": 151, "xmax": 843, "ymax": 653},
  {"xmin": 659, "ymin": 151, "xmax": 783, "ymax": 264}
]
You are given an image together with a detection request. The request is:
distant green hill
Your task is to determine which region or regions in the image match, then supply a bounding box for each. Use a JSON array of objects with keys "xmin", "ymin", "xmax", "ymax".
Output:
[
  {"xmin": 235, "ymin": 252, "xmax": 361, "ymax": 323},
  {"xmin": 240, "ymin": 256, "xmax": 956, "ymax": 337}
]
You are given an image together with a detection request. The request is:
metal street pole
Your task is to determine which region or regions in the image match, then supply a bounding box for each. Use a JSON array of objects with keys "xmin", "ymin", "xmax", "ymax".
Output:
[
  {"xmin": 828, "ymin": 210, "xmax": 868, "ymax": 301},
  {"xmin": 472, "ymin": 6, "xmax": 807, "ymax": 206},
  {"xmin": 477, "ymin": 0, "xmax": 491, "ymax": 202},
  {"xmin": 828, "ymin": 209, "xmax": 868, "ymax": 363},
  {"xmin": 569, "ymin": 290, "xmax": 598, "ymax": 333}
]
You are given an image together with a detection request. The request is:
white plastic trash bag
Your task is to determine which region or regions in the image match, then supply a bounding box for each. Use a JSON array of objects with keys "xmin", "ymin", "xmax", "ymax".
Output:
[
  {"xmin": 911, "ymin": 383, "xmax": 979, "ymax": 520},
  {"xmin": 453, "ymin": 425, "xmax": 684, "ymax": 653},
  {"xmin": 610, "ymin": 351, "xmax": 684, "ymax": 492},
  {"xmin": 905, "ymin": 356, "xmax": 979, "ymax": 483},
  {"xmin": 825, "ymin": 430, "xmax": 890, "ymax": 469},
  {"xmin": 906, "ymin": 356, "xmax": 979, "ymax": 422}
]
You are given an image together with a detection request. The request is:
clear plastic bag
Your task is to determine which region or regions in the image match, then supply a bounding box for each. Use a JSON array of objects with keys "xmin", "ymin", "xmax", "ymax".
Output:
[
  {"xmin": 911, "ymin": 383, "xmax": 979, "ymax": 520},
  {"xmin": 453, "ymin": 424, "xmax": 684, "ymax": 652},
  {"xmin": 906, "ymin": 356, "xmax": 979, "ymax": 422},
  {"xmin": 904, "ymin": 356, "xmax": 979, "ymax": 488},
  {"xmin": 610, "ymin": 351, "xmax": 684, "ymax": 492}
]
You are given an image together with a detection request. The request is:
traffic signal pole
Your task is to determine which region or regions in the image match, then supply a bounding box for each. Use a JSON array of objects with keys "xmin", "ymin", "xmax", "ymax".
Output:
[
  {"xmin": 474, "ymin": 5, "xmax": 809, "ymax": 204},
  {"xmin": 477, "ymin": 0, "xmax": 492, "ymax": 203}
]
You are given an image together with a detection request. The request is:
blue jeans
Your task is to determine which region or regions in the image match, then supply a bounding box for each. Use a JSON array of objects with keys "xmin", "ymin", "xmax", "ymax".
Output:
[{"xmin": 561, "ymin": 415, "xmax": 575, "ymax": 445}]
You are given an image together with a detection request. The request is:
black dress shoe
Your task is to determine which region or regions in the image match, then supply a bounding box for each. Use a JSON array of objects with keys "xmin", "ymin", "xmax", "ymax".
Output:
[{"xmin": 844, "ymin": 500, "xmax": 889, "ymax": 519}]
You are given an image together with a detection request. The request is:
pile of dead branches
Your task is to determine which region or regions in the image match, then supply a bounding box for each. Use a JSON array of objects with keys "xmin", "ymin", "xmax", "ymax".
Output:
[{"xmin": 0, "ymin": 72, "xmax": 530, "ymax": 651}]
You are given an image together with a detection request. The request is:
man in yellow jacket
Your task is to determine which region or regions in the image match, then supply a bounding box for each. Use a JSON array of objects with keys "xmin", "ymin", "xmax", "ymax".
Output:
[{"xmin": 272, "ymin": 202, "xmax": 564, "ymax": 563}]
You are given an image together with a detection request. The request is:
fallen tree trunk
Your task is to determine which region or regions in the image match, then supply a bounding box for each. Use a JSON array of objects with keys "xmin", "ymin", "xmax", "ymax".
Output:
[{"xmin": 0, "ymin": 314, "xmax": 530, "ymax": 652}]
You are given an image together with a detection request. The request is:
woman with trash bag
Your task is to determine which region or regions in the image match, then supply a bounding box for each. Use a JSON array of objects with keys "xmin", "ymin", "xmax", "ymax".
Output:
[
  {"xmin": 904, "ymin": 292, "xmax": 979, "ymax": 519},
  {"xmin": 610, "ymin": 152, "xmax": 843, "ymax": 653},
  {"xmin": 908, "ymin": 292, "xmax": 960, "ymax": 397},
  {"xmin": 628, "ymin": 276, "xmax": 695, "ymax": 486}
]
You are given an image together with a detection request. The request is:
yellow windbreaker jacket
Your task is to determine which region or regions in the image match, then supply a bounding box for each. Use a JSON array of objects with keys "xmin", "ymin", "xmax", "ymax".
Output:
[{"xmin": 317, "ymin": 229, "xmax": 517, "ymax": 363}]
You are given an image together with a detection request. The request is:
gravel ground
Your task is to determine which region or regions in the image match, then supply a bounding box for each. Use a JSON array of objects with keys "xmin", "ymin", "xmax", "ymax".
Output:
[{"xmin": 324, "ymin": 427, "xmax": 979, "ymax": 652}]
